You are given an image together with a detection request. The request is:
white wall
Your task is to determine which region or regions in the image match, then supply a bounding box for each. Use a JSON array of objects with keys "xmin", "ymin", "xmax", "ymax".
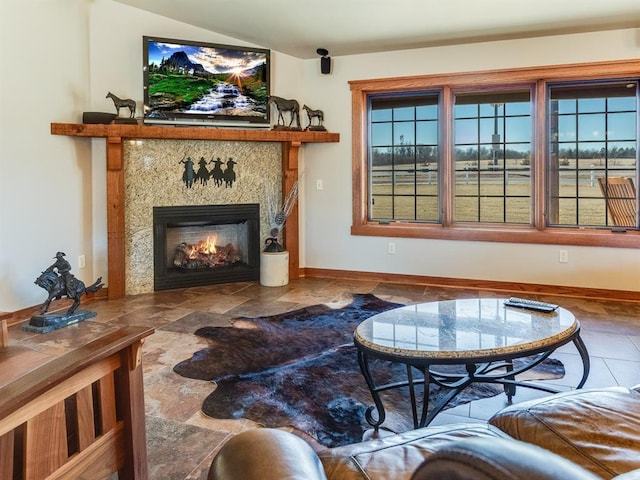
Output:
[
  {"xmin": 1, "ymin": 2, "xmax": 638, "ymax": 312},
  {"xmin": 299, "ymin": 29, "xmax": 640, "ymax": 292},
  {"xmin": 1, "ymin": 0, "xmax": 93, "ymax": 311}
]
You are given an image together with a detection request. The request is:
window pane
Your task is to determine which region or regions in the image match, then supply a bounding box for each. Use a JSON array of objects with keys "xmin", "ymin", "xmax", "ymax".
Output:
[
  {"xmin": 455, "ymin": 194, "xmax": 478, "ymax": 221},
  {"xmin": 480, "ymin": 197, "xmax": 504, "ymax": 222},
  {"xmin": 370, "ymin": 195, "xmax": 392, "ymax": 219},
  {"xmin": 506, "ymin": 198, "xmax": 531, "ymax": 223},
  {"xmin": 557, "ymin": 198, "xmax": 577, "ymax": 225},
  {"xmin": 455, "ymin": 118, "xmax": 478, "ymax": 144},
  {"xmin": 506, "ymin": 167, "xmax": 531, "ymax": 197},
  {"xmin": 416, "ymin": 196, "xmax": 439, "ymax": 221},
  {"xmin": 557, "ymin": 116, "xmax": 576, "ymax": 141},
  {"xmin": 455, "ymin": 104, "xmax": 477, "ymax": 118},
  {"xmin": 608, "ymin": 112, "xmax": 636, "ymax": 141},
  {"xmin": 394, "ymin": 106, "xmax": 414, "ymax": 121},
  {"xmin": 368, "ymin": 91, "xmax": 440, "ymax": 222},
  {"xmin": 578, "ymin": 141, "xmax": 605, "ymax": 160},
  {"xmin": 417, "ymin": 145, "xmax": 439, "ymax": 164},
  {"xmin": 479, "ymin": 117, "xmax": 502, "ymax": 144},
  {"xmin": 578, "ymin": 114, "xmax": 605, "ymax": 141},
  {"xmin": 417, "ymin": 104, "xmax": 438, "ymax": 120},
  {"xmin": 479, "ymin": 103, "xmax": 504, "ymax": 117},
  {"xmin": 394, "ymin": 123, "xmax": 415, "ymax": 145},
  {"xmin": 505, "ymin": 116, "xmax": 530, "ymax": 143},
  {"xmin": 578, "ymin": 98, "xmax": 606, "ymax": 113},
  {"xmin": 547, "ymin": 81, "xmax": 638, "ymax": 228},
  {"xmin": 394, "ymin": 145, "xmax": 415, "ymax": 164},
  {"xmin": 608, "ymin": 97, "xmax": 635, "ymax": 112},
  {"xmin": 394, "ymin": 168, "xmax": 415, "ymax": 195},
  {"xmin": 416, "ymin": 165, "xmax": 438, "ymax": 193},
  {"xmin": 557, "ymin": 99, "xmax": 576, "ymax": 114},
  {"xmin": 578, "ymin": 198, "xmax": 607, "ymax": 226},
  {"xmin": 416, "ymin": 121, "xmax": 438, "ymax": 144},
  {"xmin": 456, "ymin": 146, "xmax": 479, "ymax": 165},
  {"xmin": 371, "ymin": 109, "xmax": 392, "ymax": 122},
  {"xmin": 608, "ymin": 142, "xmax": 636, "ymax": 169},
  {"xmin": 371, "ymin": 123, "xmax": 392, "ymax": 146},
  {"xmin": 453, "ymin": 89, "xmax": 532, "ymax": 224},
  {"xmin": 371, "ymin": 147, "xmax": 391, "ymax": 166},
  {"xmin": 506, "ymin": 102, "xmax": 531, "ymax": 116}
]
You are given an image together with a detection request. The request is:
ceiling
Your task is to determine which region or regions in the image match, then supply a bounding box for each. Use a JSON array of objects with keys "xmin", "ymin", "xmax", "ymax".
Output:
[{"xmin": 113, "ymin": 0, "xmax": 640, "ymax": 59}]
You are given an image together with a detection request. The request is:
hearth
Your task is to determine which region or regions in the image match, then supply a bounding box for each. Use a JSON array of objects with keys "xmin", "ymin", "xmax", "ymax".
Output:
[{"xmin": 153, "ymin": 204, "xmax": 260, "ymax": 290}]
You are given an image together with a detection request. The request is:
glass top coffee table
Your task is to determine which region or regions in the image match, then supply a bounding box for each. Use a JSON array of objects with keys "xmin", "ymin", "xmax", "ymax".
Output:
[{"xmin": 354, "ymin": 298, "xmax": 590, "ymax": 430}]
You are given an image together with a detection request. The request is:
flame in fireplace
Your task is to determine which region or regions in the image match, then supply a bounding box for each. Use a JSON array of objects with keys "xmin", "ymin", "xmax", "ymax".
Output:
[{"xmin": 186, "ymin": 235, "xmax": 217, "ymax": 259}]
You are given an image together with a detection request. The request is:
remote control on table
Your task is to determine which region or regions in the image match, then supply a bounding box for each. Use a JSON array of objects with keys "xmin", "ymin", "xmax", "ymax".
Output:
[{"xmin": 503, "ymin": 297, "xmax": 559, "ymax": 313}]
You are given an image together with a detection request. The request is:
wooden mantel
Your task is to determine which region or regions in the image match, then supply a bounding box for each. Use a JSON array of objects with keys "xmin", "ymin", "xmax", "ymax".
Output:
[{"xmin": 51, "ymin": 123, "xmax": 340, "ymax": 299}]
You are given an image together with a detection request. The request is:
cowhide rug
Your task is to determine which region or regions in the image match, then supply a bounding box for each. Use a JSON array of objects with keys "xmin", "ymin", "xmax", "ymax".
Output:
[{"xmin": 173, "ymin": 293, "xmax": 564, "ymax": 448}]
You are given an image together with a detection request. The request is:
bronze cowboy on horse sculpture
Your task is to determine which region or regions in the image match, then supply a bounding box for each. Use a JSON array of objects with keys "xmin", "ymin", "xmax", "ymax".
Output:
[{"xmin": 35, "ymin": 252, "xmax": 104, "ymax": 316}]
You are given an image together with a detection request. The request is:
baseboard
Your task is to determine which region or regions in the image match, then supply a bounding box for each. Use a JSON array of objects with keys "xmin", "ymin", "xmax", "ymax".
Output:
[{"xmin": 301, "ymin": 267, "xmax": 640, "ymax": 303}]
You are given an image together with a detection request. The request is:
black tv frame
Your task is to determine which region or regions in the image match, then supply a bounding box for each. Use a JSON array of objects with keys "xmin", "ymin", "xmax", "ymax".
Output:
[{"xmin": 143, "ymin": 35, "xmax": 271, "ymax": 127}]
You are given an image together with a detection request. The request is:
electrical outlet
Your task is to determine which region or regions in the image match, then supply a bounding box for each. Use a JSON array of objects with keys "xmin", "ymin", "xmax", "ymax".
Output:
[
  {"xmin": 559, "ymin": 249, "xmax": 568, "ymax": 263},
  {"xmin": 388, "ymin": 242, "xmax": 396, "ymax": 255},
  {"xmin": 78, "ymin": 254, "xmax": 86, "ymax": 269}
]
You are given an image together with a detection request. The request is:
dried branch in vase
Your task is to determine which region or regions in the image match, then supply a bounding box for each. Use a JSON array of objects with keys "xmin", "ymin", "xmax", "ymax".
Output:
[{"xmin": 264, "ymin": 180, "xmax": 299, "ymax": 252}]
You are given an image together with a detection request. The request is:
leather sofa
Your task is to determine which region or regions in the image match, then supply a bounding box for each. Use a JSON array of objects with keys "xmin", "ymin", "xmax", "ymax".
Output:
[{"xmin": 208, "ymin": 386, "xmax": 640, "ymax": 480}]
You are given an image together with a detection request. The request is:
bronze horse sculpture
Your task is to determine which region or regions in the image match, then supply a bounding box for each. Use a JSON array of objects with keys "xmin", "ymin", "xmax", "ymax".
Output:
[
  {"xmin": 303, "ymin": 104, "xmax": 324, "ymax": 129},
  {"xmin": 106, "ymin": 91, "xmax": 136, "ymax": 118},
  {"xmin": 35, "ymin": 270, "xmax": 104, "ymax": 315},
  {"xmin": 269, "ymin": 96, "xmax": 301, "ymax": 129}
]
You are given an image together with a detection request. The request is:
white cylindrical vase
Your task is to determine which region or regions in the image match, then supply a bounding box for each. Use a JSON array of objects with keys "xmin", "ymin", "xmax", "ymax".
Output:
[{"xmin": 260, "ymin": 251, "xmax": 289, "ymax": 287}]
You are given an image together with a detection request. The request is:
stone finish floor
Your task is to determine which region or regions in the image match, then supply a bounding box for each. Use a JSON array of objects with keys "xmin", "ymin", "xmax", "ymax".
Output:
[{"xmin": 9, "ymin": 278, "xmax": 640, "ymax": 479}]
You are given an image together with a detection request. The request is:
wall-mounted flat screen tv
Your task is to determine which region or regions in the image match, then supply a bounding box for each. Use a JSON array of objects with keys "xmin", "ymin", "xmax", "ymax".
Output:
[{"xmin": 143, "ymin": 36, "xmax": 270, "ymax": 127}]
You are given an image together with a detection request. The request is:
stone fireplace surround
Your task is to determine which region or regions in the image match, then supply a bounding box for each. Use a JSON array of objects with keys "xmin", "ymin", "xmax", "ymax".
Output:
[
  {"xmin": 51, "ymin": 123, "xmax": 340, "ymax": 299},
  {"xmin": 125, "ymin": 139, "xmax": 280, "ymax": 294}
]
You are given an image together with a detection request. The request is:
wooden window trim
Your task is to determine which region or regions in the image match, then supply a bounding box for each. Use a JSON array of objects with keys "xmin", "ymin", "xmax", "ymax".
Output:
[{"xmin": 350, "ymin": 59, "xmax": 640, "ymax": 249}]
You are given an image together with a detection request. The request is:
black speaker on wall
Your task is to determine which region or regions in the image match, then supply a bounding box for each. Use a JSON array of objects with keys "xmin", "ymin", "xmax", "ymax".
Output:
[
  {"xmin": 317, "ymin": 48, "xmax": 331, "ymax": 75},
  {"xmin": 320, "ymin": 56, "xmax": 331, "ymax": 75}
]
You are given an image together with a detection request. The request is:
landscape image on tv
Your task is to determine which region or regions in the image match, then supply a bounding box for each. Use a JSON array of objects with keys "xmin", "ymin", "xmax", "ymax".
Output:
[{"xmin": 144, "ymin": 37, "xmax": 269, "ymax": 123}]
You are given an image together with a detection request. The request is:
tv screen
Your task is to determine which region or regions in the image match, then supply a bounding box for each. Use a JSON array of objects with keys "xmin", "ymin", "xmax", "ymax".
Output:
[{"xmin": 143, "ymin": 36, "xmax": 270, "ymax": 126}]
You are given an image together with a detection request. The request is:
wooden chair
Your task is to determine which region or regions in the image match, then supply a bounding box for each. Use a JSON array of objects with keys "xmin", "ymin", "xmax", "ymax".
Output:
[
  {"xmin": 0, "ymin": 326, "xmax": 153, "ymax": 479},
  {"xmin": 597, "ymin": 176, "xmax": 637, "ymax": 227}
]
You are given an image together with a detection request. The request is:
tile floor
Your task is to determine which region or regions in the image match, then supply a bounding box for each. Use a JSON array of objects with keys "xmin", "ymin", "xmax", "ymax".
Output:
[{"xmin": 9, "ymin": 277, "xmax": 640, "ymax": 479}]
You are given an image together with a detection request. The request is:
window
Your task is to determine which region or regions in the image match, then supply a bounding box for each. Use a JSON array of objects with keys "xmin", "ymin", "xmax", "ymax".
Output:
[
  {"xmin": 370, "ymin": 93, "xmax": 440, "ymax": 222},
  {"xmin": 453, "ymin": 91, "xmax": 532, "ymax": 224},
  {"xmin": 350, "ymin": 60, "xmax": 640, "ymax": 248},
  {"xmin": 547, "ymin": 82, "xmax": 638, "ymax": 228}
]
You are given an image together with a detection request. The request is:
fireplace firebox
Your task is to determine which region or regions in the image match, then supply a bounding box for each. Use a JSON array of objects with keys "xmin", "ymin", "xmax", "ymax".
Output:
[{"xmin": 153, "ymin": 204, "xmax": 260, "ymax": 290}]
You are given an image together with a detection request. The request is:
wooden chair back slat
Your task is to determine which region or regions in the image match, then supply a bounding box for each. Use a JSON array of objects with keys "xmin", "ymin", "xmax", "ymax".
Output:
[{"xmin": 597, "ymin": 177, "xmax": 637, "ymax": 227}]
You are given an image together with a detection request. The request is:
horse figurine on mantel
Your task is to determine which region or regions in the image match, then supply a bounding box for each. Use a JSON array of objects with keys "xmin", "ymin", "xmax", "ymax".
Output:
[
  {"xmin": 106, "ymin": 91, "xmax": 136, "ymax": 118},
  {"xmin": 303, "ymin": 104, "xmax": 325, "ymax": 131},
  {"xmin": 269, "ymin": 96, "xmax": 301, "ymax": 130}
]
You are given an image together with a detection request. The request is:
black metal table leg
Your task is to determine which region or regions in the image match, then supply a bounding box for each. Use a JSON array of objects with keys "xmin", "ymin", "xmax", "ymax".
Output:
[
  {"xmin": 573, "ymin": 334, "xmax": 590, "ymax": 388},
  {"xmin": 504, "ymin": 359, "xmax": 515, "ymax": 401},
  {"xmin": 357, "ymin": 349, "xmax": 386, "ymax": 429}
]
